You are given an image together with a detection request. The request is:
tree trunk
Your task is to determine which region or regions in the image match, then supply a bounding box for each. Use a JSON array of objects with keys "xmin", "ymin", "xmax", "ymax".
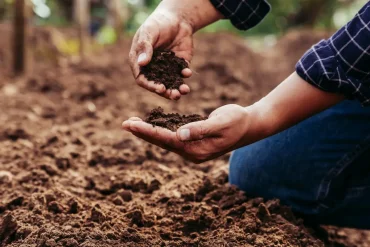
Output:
[
  {"xmin": 75, "ymin": 0, "xmax": 90, "ymax": 60},
  {"xmin": 0, "ymin": 2, "xmax": 6, "ymax": 20},
  {"xmin": 287, "ymin": 0, "xmax": 337, "ymax": 28},
  {"xmin": 13, "ymin": 0, "xmax": 32, "ymax": 76},
  {"xmin": 109, "ymin": 0, "xmax": 125, "ymax": 42}
]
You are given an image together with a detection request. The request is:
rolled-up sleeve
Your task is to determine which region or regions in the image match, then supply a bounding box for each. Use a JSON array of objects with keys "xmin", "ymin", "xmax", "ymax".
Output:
[
  {"xmin": 209, "ymin": 0, "xmax": 271, "ymax": 30},
  {"xmin": 296, "ymin": 3, "xmax": 370, "ymax": 106}
]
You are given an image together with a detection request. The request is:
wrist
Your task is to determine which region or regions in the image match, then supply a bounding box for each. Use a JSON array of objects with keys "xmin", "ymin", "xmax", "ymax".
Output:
[
  {"xmin": 243, "ymin": 101, "xmax": 274, "ymax": 144},
  {"xmin": 159, "ymin": 0, "xmax": 222, "ymax": 32}
]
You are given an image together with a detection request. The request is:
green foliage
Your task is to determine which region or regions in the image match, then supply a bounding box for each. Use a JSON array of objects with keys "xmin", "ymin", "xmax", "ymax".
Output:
[
  {"xmin": 145, "ymin": 0, "xmax": 161, "ymax": 9},
  {"xmin": 248, "ymin": 0, "xmax": 300, "ymax": 35},
  {"xmin": 201, "ymin": 0, "xmax": 299, "ymax": 35},
  {"xmin": 1, "ymin": 0, "xmax": 367, "ymax": 36},
  {"xmin": 34, "ymin": 0, "xmax": 70, "ymax": 26},
  {"xmin": 0, "ymin": 0, "xmax": 13, "ymax": 20},
  {"xmin": 137, "ymin": 0, "xmax": 367, "ymax": 36},
  {"xmin": 200, "ymin": 0, "xmax": 366, "ymax": 36}
]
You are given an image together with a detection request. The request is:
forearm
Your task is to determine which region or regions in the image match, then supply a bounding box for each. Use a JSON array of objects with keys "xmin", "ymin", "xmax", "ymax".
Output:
[
  {"xmin": 244, "ymin": 72, "xmax": 345, "ymax": 144},
  {"xmin": 244, "ymin": 2, "xmax": 370, "ymax": 145},
  {"xmin": 157, "ymin": 0, "xmax": 223, "ymax": 32}
]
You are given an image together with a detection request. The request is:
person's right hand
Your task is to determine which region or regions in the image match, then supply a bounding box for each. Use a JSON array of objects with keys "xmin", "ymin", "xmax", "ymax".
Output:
[
  {"xmin": 129, "ymin": 4, "xmax": 194, "ymax": 100},
  {"xmin": 122, "ymin": 104, "xmax": 253, "ymax": 163}
]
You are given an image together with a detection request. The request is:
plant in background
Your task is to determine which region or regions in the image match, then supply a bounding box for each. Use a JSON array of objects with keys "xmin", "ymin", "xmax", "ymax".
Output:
[{"xmin": 1, "ymin": 0, "xmax": 368, "ymax": 36}]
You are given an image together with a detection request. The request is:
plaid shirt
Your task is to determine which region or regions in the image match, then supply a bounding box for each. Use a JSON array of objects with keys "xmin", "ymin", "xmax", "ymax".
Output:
[{"xmin": 210, "ymin": 0, "xmax": 370, "ymax": 106}]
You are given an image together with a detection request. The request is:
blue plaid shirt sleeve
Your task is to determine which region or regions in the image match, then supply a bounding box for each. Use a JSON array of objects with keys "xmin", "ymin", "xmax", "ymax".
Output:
[
  {"xmin": 209, "ymin": 0, "xmax": 271, "ymax": 30},
  {"xmin": 296, "ymin": 3, "xmax": 370, "ymax": 106}
]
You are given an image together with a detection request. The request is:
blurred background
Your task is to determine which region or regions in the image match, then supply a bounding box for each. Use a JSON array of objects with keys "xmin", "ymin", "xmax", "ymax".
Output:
[
  {"xmin": 0, "ymin": 0, "xmax": 369, "ymax": 77},
  {"xmin": 0, "ymin": 0, "xmax": 368, "ymax": 48},
  {"xmin": 0, "ymin": 0, "xmax": 367, "ymax": 30}
]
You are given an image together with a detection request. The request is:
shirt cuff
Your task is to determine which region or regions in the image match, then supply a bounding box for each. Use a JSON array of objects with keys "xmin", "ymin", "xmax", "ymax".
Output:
[
  {"xmin": 295, "ymin": 40, "xmax": 370, "ymax": 106},
  {"xmin": 209, "ymin": 0, "xmax": 271, "ymax": 30}
]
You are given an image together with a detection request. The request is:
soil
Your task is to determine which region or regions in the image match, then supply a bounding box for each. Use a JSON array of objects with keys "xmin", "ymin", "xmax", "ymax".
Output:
[
  {"xmin": 145, "ymin": 107, "xmax": 207, "ymax": 131},
  {"xmin": 140, "ymin": 50, "xmax": 188, "ymax": 90},
  {"xmin": 0, "ymin": 26, "xmax": 369, "ymax": 247}
]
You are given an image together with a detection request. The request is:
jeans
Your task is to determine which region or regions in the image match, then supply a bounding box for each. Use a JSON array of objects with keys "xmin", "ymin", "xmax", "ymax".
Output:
[{"xmin": 229, "ymin": 100, "xmax": 370, "ymax": 229}]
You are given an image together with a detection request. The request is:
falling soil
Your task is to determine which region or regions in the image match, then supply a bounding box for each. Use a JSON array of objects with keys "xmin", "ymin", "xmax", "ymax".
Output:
[
  {"xmin": 140, "ymin": 50, "xmax": 188, "ymax": 90},
  {"xmin": 0, "ymin": 26, "xmax": 368, "ymax": 246},
  {"xmin": 145, "ymin": 107, "xmax": 207, "ymax": 131}
]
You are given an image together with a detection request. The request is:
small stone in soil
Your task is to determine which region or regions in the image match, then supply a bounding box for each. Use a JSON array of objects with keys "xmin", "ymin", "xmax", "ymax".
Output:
[
  {"xmin": 140, "ymin": 50, "xmax": 188, "ymax": 90},
  {"xmin": 145, "ymin": 107, "xmax": 207, "ymax": 132}
]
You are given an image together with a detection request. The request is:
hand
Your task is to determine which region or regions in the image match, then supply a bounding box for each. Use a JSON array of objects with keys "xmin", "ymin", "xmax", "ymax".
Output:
[
  {"xmin": 122, "ymin": 105, "xmax": 252, "ymax": 163},
  {"xmin": 129, "ymin": 5, "xmax": 193, "ymax": 100},
  {"xmin": 129, "ymin": 0, "xmax": 222, "ymax": 100}
]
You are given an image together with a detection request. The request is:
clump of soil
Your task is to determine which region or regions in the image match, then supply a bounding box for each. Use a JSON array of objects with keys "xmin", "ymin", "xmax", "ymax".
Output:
[
  {"xmin": 145, "ymin": 107, "xmax": 207, "ymax": 131},
  {"xmin": 140, "ymin": 50, "xmax": 188, "ymax": 90}
]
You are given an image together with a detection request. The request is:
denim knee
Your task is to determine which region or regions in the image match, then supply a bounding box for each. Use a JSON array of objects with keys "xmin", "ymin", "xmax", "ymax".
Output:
[
  {"xmin": 228, "ymin": 141, "xmax": 330, "ymax": 215},
  {"xmin": 228, "ymin": 100, "xmax": 370, "ymax": 228},
  {"xmin": 229, "ymin": 146, "xmax": 275, "ymax": 199},
  {"xmin": 229, "ymin": 145, "xmax": 323, "ymax": 216},
  {"xmin": 229, "ymin": 149, "xmax": 250, "ymax": 189}
]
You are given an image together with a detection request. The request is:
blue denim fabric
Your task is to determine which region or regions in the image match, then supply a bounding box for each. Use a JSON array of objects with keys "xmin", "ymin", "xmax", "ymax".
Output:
[{"xmin": 229, "ymin": 100, "xmax": 370, "ymax": 229}]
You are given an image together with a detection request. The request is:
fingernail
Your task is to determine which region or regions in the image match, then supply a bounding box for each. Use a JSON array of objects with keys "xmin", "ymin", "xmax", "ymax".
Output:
[
  {"xmin": 179, "ymin": 129, "xmax": 190, "ymax": 141},
  {"xmin": 137, "ymin": 53, "xmax": 147, "ymax": 64},
  {"xmin": 155, "ymin": 85, "xmax": 165, "ymax": 94},
  {"xmin": 122, "ymin": 121, "xmax": 130, "ymax": 131}
]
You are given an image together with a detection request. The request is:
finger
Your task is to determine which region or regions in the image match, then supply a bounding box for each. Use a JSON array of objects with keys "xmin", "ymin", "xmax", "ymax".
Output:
[
  {"xmin": 129, "ymin": 117, "xmax": 142, "ymax": 121},
  {"xmin": 122, "ymin": 117, "xmax": 142, "ymax": 131},
  {"xmin": 169, "ymin": 90, "xmax": 181, "ymax": 101},
  {"xmin": 143, "ymin": 80, "xmax": 164, "ymax": 94},
  {"xmin": 162, "ymin": 89, "xmax": 172, "ymax": 99},
  {"xmin": 152, "ymin": 82, "xmax": 167, "ymax": 94},
  {"xmin": 181, "ymin": 68, "xmax": 192, "ymax": 78},
  {"xmin": 137, "ymin": 40, "xmax": 153, "ymax": 67},
  {"xmin": 136, "ymin": 75, "xmax": 166, "ymax": 94},
  {"xmin": 179, "ymin": 84, "xmax": 190, "ymax": 95},
  {"xmin": 163, "ymin": 89, "xmax": 180, "ymax": 100},
  {"xmin": 129, "ymin": 33, "xmax": 140, "ymax": 78},
  {"xmin": 136, "ymin": 30, "xmax": 155, "ymax": 66},
  {"xmin": 177, "ymin": 117, "xmax": 221, "ymax": 142},
  {"xmin": 130, "ymin": 31, "xmax": 155, "ymax": 78},
  {"xmin": 122, "ymin": 120, "xmax": 131, "ymax": 131},
  {"xmin": 136, "ymin": 74, "xmax": 149, "ymax": 88}
]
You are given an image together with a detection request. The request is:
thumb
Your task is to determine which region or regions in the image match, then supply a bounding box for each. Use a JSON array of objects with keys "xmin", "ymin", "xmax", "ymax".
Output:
[
  {"xmin": 137, "ymin": 40, "xmax": 154, "ymax": 67},
  {"xmin": 177, "ymin": 117, "xmax": 219, "ymax": 142}
]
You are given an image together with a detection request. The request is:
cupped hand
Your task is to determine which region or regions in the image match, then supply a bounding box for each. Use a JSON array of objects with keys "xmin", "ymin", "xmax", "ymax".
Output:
[
  {"xmin": 129, "ymin": 6, "xmax": 194, "ymax": 100},
  {"xmin": 122, "ymin": 105, "xmax": 252, "ymax": 163}
]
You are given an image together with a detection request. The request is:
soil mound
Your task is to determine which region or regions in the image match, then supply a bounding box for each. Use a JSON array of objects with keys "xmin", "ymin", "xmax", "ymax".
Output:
[
  {"xmin": 145, "ymin": 107, "xmax": 206, "ymax": 131},
  {"xmin": 140, "ymin": 50, "xmax": 188, "ymax": 90}
]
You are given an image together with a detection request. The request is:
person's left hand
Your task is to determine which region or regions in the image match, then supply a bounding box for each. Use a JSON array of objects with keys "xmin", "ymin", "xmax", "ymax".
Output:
[{"xmin": 122, "ymin": 104, "xmax": 252, "ymax": 163}]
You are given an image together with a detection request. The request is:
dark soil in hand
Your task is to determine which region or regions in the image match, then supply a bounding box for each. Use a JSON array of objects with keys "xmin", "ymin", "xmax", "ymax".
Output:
[
  {"xmin": 140, "ymin": 50, "xmax": 188, "ymax": 90},
  {"xmin": 145, "ymin": 107, "xmax": 207, "ymax": 131}
]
